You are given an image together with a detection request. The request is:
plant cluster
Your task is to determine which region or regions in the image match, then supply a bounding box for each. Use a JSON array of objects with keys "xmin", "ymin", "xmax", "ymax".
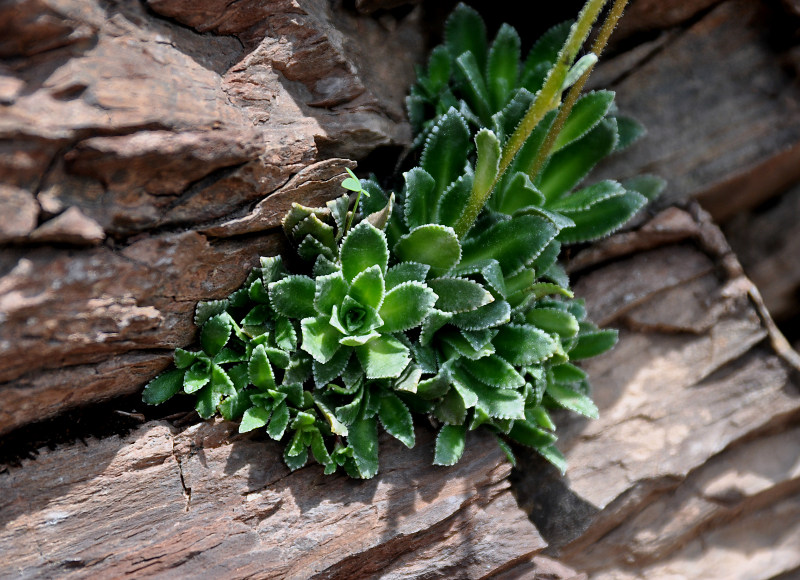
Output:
[{"xmin": 143, "ymin": 1, "xmax": 663, "ymax": 478}]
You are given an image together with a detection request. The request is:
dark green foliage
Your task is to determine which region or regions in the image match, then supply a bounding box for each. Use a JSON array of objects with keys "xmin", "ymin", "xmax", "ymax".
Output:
[{"xmin": 143, "ymin": 2, "xmax": 661, "ymax": 478}]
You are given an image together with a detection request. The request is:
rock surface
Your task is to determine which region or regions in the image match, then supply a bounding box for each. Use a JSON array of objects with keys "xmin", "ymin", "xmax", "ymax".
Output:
[{"xmin": 512, "ymin": 206, "xmax": 800, "ymax": 580}]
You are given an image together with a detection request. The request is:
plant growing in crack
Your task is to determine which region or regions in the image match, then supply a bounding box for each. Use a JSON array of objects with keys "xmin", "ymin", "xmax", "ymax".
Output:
[{"xmin": 143, "ymin": 0, "xmax": 663, "ymax": 478}]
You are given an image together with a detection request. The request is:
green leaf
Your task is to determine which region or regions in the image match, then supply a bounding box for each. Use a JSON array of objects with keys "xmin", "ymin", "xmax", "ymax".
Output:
[
  {"xmin": 552, "ymin": 363, "xmax": 587, "ymax": 383},
  {"xmin": 348, "ymin": 415, "xmax": 379, "ymax": 478},
  {"xmin": 460, "ymin": 355, "xmax": 525, "ymax": 389},
  {"xmin": 509, "ymin": 419, "xmax": 558, "ymax": 450},
  {"xmin": 434, "ymin": 386, "xmax": 467, "ymax": 424},
  {"xmin": 420, "ymin": 308, "xmax": 453, "ymax": 346},
  {"xmin": 452, "ymin": 258, "xmax": 507, "ymax": 297},
  {"xmin": 547, "ymin": 382, "xmax": 599, "ymax": 419},
  {"xmin": 292, "ymin": 213, "xmax": 336, "ymax": 251},
  {"xmin": 248, "ymin": 278, "xmax": 270, "ymax": 304},
  {"xmin": 570, "ymin": 329, "xmax": 618, "ymax": 360},
  {"xmin": 428, "ymin": 277, "xmax": 494, "ymax": 313},
  {"xmin": 213, "ymin": 347, "xmax": 246, "ymax": 365},
  {"xmin": 420, "ymin": 109, "xmax": 471, "ymax": 202},
  {"xmin": 379, "ymin": 281, "xmax": 438, "ymax": 333},
  {"xmin": 403, "ymin": 167, "xmax": 437, "ymax": 230},
  {"xmin": 526, "ymin": 308, "xmax": 579, "ymax": 338},
  {"xmin": 539, "ymin": 118, "xmax": 619, "ymax": 202},
  {"xmin": 314, "ymin": 395, "xmax": 349, "ymax": 436},
  {"xmin": 434, "ymin": 425, "xmax": 467, "ymax": 466},
  {"xmin": 394, "ymin": 224, "xmax": 462, "ymax": 276},
  {"xmin": 425, "ymin": 45, "xmax": 452, "ymax": 94},
  {"xmin": 356, "ymin": 335, "xmax": 411, "ymax": 379},
  {"xmin": 417, "ymin": 370, "xmax": 452, "ymax": 400},
  {"xmin": 174, "ymin": 348, "xmax": 201, "ymax": 369},
  {"xmin": 348, "ymin": 265, "xmax": 385, "ymax": 311},
  {"xmin": 267, "ymin": 401, "xmax": 290, "ymax": 439},
  {"xmin": 183, "ymin": 361, "xmax": 211, "ymax": 394},
  {"xmin": 445, "ymin": 3, "xmax": 488, "ymax": 69},
  {"xmin": 340, "ymin": 222, "xmax": 389, "ymax": 282},
  {"xmin": 487, "ymin": 23, "xmax": 521, "ymax": 110},
  {"xmin": 279, "ymin": 382, "xmax": 305, "ymax": 408},
  {"xmin": 492, "ymin": 89, "xmax": 535, "ymax": 144},
  {"xmin": 623, "ymin": 174, "xmax": 666, "ymax": 202},
  {"xmin": 194, "ymin": 384, "xmax": 221, "ymax": 419},
  {"xmin": 436, "ymin": 171, "xmax": 474, "ymax": 230},
  {"xmin": 327, "ymin": 194, "xmax": 350, "ymax": 236},
  {"xmin": 312, "ymin": 346, "xmax": 351, "ymax": 387},
  {"xmin": 378, "ymin": 393, "xmax": 415, "ymax": 448},
  {"xmin": 201, "ymin": 314, "xmax": 232, "ymax": 357},
  {"xmin": 239, "ymin": 406, "xmax": 271, "ymax": 433},
  {"xmin": 274, "ymin": 317, "xmax": 297, "ymax": 351},
  {"xmin": 385, "ymin": 262, "xmax": 430, "ymax": 290},
  {"xmin": 194, "ymin": 300, "xmax": 229, "ymax": 327},
  {"xmin": 313, "ymin": 271, "xmax": 348, "ymax": 317},
  {"xmin": 219, "ymin": 390, "xmax": 251, "ymax": 421},
  {"xmin": 470, "ymin": 380, "xmax": 526, "ymax": 420},
  {"xmin": 450, "ymin": 299, "xmax": 511, "ymax": 331},
  {"xmin": 561, "ymin": 52, "xmax": 597, "ymax": 91},
  {"xmin": 269, "ymin": 275, "xmax": 316, "ymax": 319},
  {"xmin": 335, "ymin": 386, "xmax": 364, "ymax": 426},
  {"xmin": 211, "ymin": 363, "xmax": 236, "ymax": 398},
  {"xmin": 614, "ymin": 115, "xmax": 646, "ymax": 151},
  {"xmin": 454, "ymin": 52, "xmax": 492, "ymax": 123},
  {"xmin": 494, "ymin": 172, "xmax": 545, "ymax": 215},
  {"xmin": 309, "ymin": 429, "xmax": 332, "ymax": 467},
  {"xmin": 440, "ymin": 328, "xmax": 495, "ymax": 360},
  {"xmin": 537, "ymin": 444, "xmax": 567, "ymax": 474},
  {"xmin": 521, "ymin": 20, "xmax": 571, "ymax": 92},
  {"xmin": 365, "ymin": 192, "xmax": 394, "ymax": 231},
  {"xmin": 553, "ymin": 90, "xmax": 615, "ymax": 153},
  {"xmin": 249, "ymin": 344, "xmax": 276, "ymax": 390},
  {"xmin": 300, "ymin": 317, "xmax": 341, "ymax": 364},
  {"xmin": 142, "ymin": 369, "xmax": 184, "ymax": 405},
  {"xmin": 461, "ymin": 214, "xmax": 558, "ymax": 276},
  {"xmin": 493, "ymin": 324, "xmax": 558, "ymax": 365},
  {"xmin": 469, "ymin": 129, "xmax": 501, "ymax": 216},
  {"xmin": 284, "ymin": 442, "xmax": 308, "ymax": 471}
]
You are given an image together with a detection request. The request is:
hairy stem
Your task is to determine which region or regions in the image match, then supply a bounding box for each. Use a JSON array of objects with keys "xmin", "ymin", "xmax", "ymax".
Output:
[{"xmin": 525, "ymin": 0, "xmax": 631, "ymax": 181}]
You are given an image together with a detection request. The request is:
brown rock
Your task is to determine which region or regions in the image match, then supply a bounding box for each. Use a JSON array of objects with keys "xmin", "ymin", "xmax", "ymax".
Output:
[
  {"xmin": 29, "ymin": 206, "xmax": 105, "ymax": 245},
  {"xmin": 0, "ymin": 185, "xmax": 38, "ymax": 242},
  {"xmin": 0, "ymin": 421, "xmax": 548, "ymax": 579}
]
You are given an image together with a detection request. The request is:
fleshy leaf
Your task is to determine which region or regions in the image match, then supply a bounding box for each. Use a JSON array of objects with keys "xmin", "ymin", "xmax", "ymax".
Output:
[
  {"xmin": 194, "ymin": 300, "xmax": 229, "ymax": 327},
  {"xmin": 420, "ymin": 109, "xmax": 471, "ymax": 202},
  {"xmin": 356, "ymin": 335, "xmax": 411, "ymax": 379},
  {"xmin": 340, "ymin": 222, "xmax": 389, "ymax": 282},
  {"xmin": 460, "ymin": 355, "xmax": 525, "ymax": 389},
  {"xmin": 450, "ymin": 299, "xmax": 511, "ymax": 330},
  {"xmin": 486, "ymin": 23, "xmax": 521, "ymax": 110},
  {"xmin": 521, "ymin": 20, "xmax": 571, "ymax": 92},
  {"xmin": 623, "ymin": 174, "xmax": 666, "ymax": 202},
  {"xmin": 614, "ymin": 115, "xmax": 646, "ymax": 151},
  {"xmin": 267, "ymin": 401, "xmax": 290, "ymax": 439},
  {"xmin": 455, "ymin": 52, "xmax": 492, "ymax": 123},
  {"xmin": 249, "ymin": 344, "xmax": 276, "ymax": 390},
  {"xmin": 378, "ymin": 393, "xmax": 415, "ymax": 448},
  {"xmin": 201, "ymin": 314, "xmax": 232, "ymax": 357},
  {"xmin": 493, "ymin": 324, "xmax": 558, "ymax": 365},
  {"xmin": 379, "ymin": 281, "xmax": 438, "ymax": 333},
  {"xmin": 239, "ymin": 406, "xmax": 271, "ymax": 433},
  {"xmin": 348, "ymin": 265, "xmax": 385, "ymax": 311},
  {"xmin": 434, "ymin": 424, "xmax": 467, "ymax": 466},
  {"xmin": 142, "ymin": 369, "xmax": 184, "ymax": 405},
  {"xmin": 547, "ymin": 382, "xmax": 599, "ymax": 419},
  {"xmin": 508, "ymin": 419, "xmax": 558, "ymax": 449},
  {"xmin": 526, "ymin": 308, "xmax": 579, "ymax": 338},
  {"xmin": 445, "ymin": 3, "xmax": 488, "ymax": 69},
  {"xmin": 301, "ymin": 317, "xmax": 341, "ymax": 364},
  {"xmin": 557, "ymin": 190, "xmax": 646, "ymax": 243},
  {"xmin": 427, "ymin": 277, "xmax": 494, "ymax": 313},
  {"xmin": 403, "ymin": 167, "xmax": 438, "ymax": 230},
  {"xmin": 194, "ymin": 384, "xmax": 221, "ymax": 419},
  {"xmin": 436, "ymin": 171, "xmax": 474, "ymax": 229},
  {"xmin": 569, "ymin": 329, "xmax": 618, "ymax": 360},
  {"xmin": 314, "ymin": 271, "xmax": 348, "ymax": 317},
  {"xmin": 385, "ymin": 262, "xmax": 430, "ymax": 290},
  {"xmin": 348, "ymin": 415, "xmax": 379, "ymax": 478},
  {"xmin": 552, "ymin": 90, "xmax": 615, "ymax": 153},
  {"xmin": 312, "ymin": 346, "xmax": 351, "ymax": 387},
  {"xmin": 269, "ymin": 275, "xmax": 316, "ymax": 320},
  {"xmin": 183, "ymin": 361, "xmax": 211, "ymax": 394},
  {"xmin": 394, "ymin": 224, "xmax": 462, "ymax": 275}
]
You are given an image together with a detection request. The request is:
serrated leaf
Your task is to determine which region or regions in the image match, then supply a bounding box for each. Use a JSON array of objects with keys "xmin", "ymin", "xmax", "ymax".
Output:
[
  {"xmin": 309, "ymin": 429, "xmax": 332, "ymax": 467},
  {"xmin": 194, "ymin": 300, "xmax": 229, "ymax": 327},
  {"xmin": 570, "ymin": 329, "xmax": 618, "ymax": 360},
  {"xmin": 379, "ymin": 281, "xmax": 438, "ymax": 333},
  {"xmin": 462, "ymin": 376, "xmax": 526, "ymax": 419},
  {"xmin": 378, "ymin": 393, "xmax": 415, "ymax": 448},
  {"xmin": 313, "ymin": 271, "xmax": 348, "ymax": 317},
  {"xmin": 561, "ymin": 52, "xmax": 597, "ymax": 91},
  {"xmin": 239, "ymin": 406, "xmax": 271, "ymax": 433},
  {"xmin": 460, "ymin": 328, "xmax": 497, "ymax": 351},
  {"xmin": 385, "ymin": 262, "xmax": 430, "ymax": 290},
  {"xmin": 508, "ymin": 418, "xmax": 558, "ymax": 449},
  {"xmin": 420, "ymin": 109, "xmax": 471, "ymax": 202},
  {"xmin": 142, "ymin": 369, "xmax": 184, "ymax": 405},
  {"xmin": 340, "ymin": 222, "xmax": 389, "ymax": 282},
  {"xmin": 356, "ymin": 335, "xmax": 410, "ymax": 379},
  {"xmin": 249, "ymin": 344, "xmax": 276, "ymax": 390},
  {"xmin": 552, "ymin": 363, "xmax": 587, "ymax": 384},
  {"xmin": 211, "ymin": 363, "xmax": 236, "ymax": 398},
  {"xmin": 553, "ymin": 90, "xmax": 615, "ymax": 153},
  {"xmin": 493, "ymin": 324, "xmax": 557, "ymax": 365},
  {"xmin": 521, "ymin": 21, "xmax": 571, "ymax": 91},
  {"xmin": 327, "ymin": 194, "xmax": 350, "ymax": 237},
  {"xmin": 539, "ymin": 118, "xmax": 619, "ymax": 202},
  {"xmin": 436, "ymin": 170, "xmax": 474, "ymax": 230},
  {"xmin": 450, "ymin": 299, "xmax": 510, "ymax": 331},
  {"xmin": 452, "ymin": 259, "xmax": 507, "ymax": 298},
  {"xmin": 614, "ymin": 115, "xmax": 646, "ymax": 151},
  {"xmin": 292, "ymin": 213, "xmax": 336, "ymax": 250},
  {"xmin": 394, "ymin": 224, "xmax": 462, "ymax": 275},
  {"xmin": 279, "ymin": 382, "xmax": 305, "ymax": 408},
  {"xmin": 213, "ymin": 347, "xmax": 245, "ymax": 365},
  {"xmin": 335, "ymin": 386, "xmax": 364, "ymax": 426},
  {"xmin": 274, "ymin": 317, "xmax": 297, "ymax": 351},
  {"xmin": 465, "ymin": 129, "xmax": 501, "ymax": 228},
  {"xmin": 558, "ymin": 191, "xmax": 647, "ymax": 243},
  {"xmin": 433, "ymin": 385, "xmax": 467, "ymax": 424},
  {"xmin": 537, "ymin": 444, "xmax": 567, "ymax": 474},
  {"xmin": 269, "ymin": 275, "xmax": 316, "ymax": 320},
  {"xmin": 267, "ymin": 401, "xmax": 289, "ymax": 439},
  {"xmin": 219, "ymin": 390, "xmax": 251, "ymax": 421},
  {"xmin": 461, "ymin": 214, "xmax": 558, "ymax": 276},
  {"xmin": 440, "ymin": 328, "xmax": 495, "ymax": 360},
  {"xmin": 313, "ymin": 255, "xmax": 340, "ymax": 277},
  {"xmin": 420, "ymin": 308, "xmax": 453, "ymax": 346},
  {"xmin": 526, "ymin": 308, "xmax": 579, "ymax": 338},
  {"xmin": 201, "ymin": 314, "xmax": 232, "ymax": 357},
  {"xmin": 455, "ymin": 52, "xmax": 492, "ymax": 123},
  {"xmin": 365, "ymin": 192, "xmax": 394, "ymax": 231},
  {"xmin": 434, "ymin": 424, "xmax": 467, "ymax": 466},
  {"xmin": 348, "ymin": 415, "xmax": 379, "ymax": 478},
  {"xmin": 623, "ymin": 174, "xmax": 666, "ymax": 202},
  {"xmin": 403, "ymin": 167, "xmax": 437, "ymax": 230},
  {"xmin": 487, "ymin": 23, "xmax": 521, "ymax": 110},
  {"xmin": 183, "ymin": 361, "xmax": 211, "ymax": 394},
  {"xmin": 194, "ymin": 384, "xmax": 221, "ymax": 419},
  {"xmin": 297, "ymin": 234, "xmax": 335, "ymax": 262},
  {"xmin": 174, "ymin": 348, "xmax": 201, "ymax": 369},
  {"xmin": 494, "ymin": 171, "xmax": 546, "ymax": 215},
  {"xmin": 492, "ymin": 89, "xmax": 535, "ymax": 144},
  {"xmin": 547, "ymin": 382, "xmax": 598, "ymax": 418},
  {"xmin": 284, "ymin": 442, "xmax": 308, "ymax": 471},
  {"xmin": 427, "ymin": 277, "xmax": 494, "ymax": 313},
  {"xmin": 460, "ymin": 354, "xmax": 524, "ymax": 389},
  {"xmin": 314, "ymin": 395, "xmax": 348, "ymax": 436},
  {"xmin": 248, "ymin": 278, "xmax": 270, "ymax": 304},
  {"xmin": 300, "ymin": 317, "xmax": 341, "ymax": 364},
  {"xmin": 312, "ymin": 346, "xmax": 351, "ymax": 387},
  {"xmin": 445, "ymin": 3, "xmax": 488, "ymax": 69},
  {"xmin": 348, "ymin": 265, "xmax": 385, "ymax": 311}
]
